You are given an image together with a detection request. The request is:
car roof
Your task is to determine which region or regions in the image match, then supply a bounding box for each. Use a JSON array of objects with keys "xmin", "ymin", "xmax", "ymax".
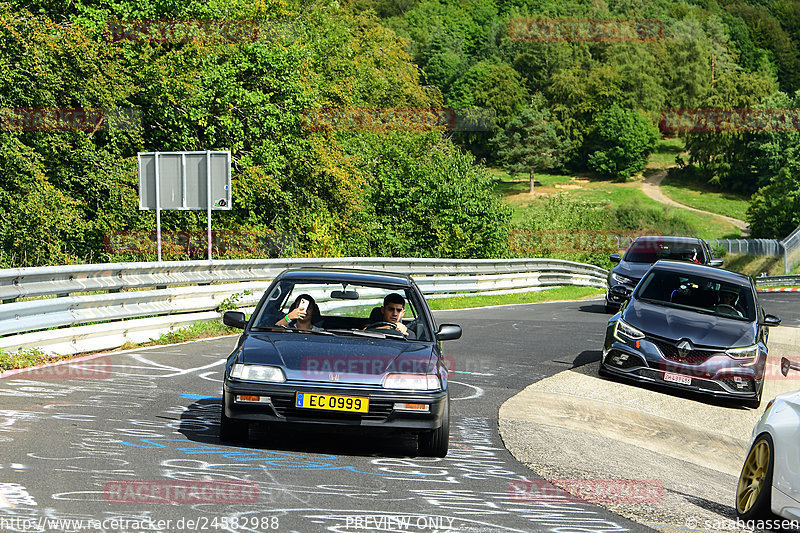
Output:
[
  {"xmin": 651, "ymin": 260, "xmax": 751, "ymax": 285},
  {"xmin": 277, "ymin": 268, "xmax": 413, "ymax": 288},
  {"xmin": 631, "ymin": 235, "xmax": 705, "ymax": 245}
]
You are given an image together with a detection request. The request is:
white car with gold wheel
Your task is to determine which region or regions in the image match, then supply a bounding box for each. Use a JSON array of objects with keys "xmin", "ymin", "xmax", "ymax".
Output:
[{"xmin": 736, "ymin": 357, "xmax": 800, "ymax": 521}]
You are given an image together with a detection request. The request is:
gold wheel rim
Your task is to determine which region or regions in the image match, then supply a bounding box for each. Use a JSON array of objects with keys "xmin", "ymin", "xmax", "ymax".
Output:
[{"xmin": 736, "ymin": 439, "xmax": 770, "ymax": 514}]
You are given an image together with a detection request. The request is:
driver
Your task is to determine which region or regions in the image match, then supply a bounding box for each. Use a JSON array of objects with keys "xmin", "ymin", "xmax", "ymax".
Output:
[
  {"xmin": 715, "ymin": 289, "xmax": 744, "ymax": 317},
  {"xmin": 373, "ymin": 293, "xmax": 415, "ymax": 339}
]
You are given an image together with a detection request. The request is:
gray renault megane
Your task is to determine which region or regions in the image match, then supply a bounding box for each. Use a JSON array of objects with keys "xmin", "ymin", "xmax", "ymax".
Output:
[{"xmin": 601, "ymin": 260, "xmax": 781, "ymax": 407}]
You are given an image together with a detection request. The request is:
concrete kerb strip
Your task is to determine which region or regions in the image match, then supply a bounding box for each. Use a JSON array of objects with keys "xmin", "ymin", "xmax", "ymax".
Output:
[{"xmin": 498, "ymin": 325, "xmax": 800, "ymax": 531}]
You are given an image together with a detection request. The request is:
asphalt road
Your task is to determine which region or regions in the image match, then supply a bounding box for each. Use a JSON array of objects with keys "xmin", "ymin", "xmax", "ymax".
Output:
[{"xmin": 0, "ymin": 293, "xmax": 796, "ymax": 533}]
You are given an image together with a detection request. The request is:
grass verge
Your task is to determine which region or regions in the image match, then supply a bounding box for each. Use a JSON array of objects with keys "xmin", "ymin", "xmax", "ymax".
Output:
[
  {"xmin": 428, "ymin": 286, "xmax": 604, "ymax": 310},
  {"xmin": 660, "ymin": 170, "xmax": 750, "ymax": 221}
]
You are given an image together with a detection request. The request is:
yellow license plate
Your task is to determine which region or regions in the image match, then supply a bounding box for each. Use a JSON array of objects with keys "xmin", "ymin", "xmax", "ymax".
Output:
[{"xmin": 295, "ymin": 392, "xmax": 369, "ymax": 413}]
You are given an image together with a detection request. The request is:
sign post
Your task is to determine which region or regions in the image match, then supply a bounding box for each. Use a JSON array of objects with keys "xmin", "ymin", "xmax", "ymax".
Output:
[{"xmin": 138, "ymin": 151, "xmax": 232, "ymax": 261}]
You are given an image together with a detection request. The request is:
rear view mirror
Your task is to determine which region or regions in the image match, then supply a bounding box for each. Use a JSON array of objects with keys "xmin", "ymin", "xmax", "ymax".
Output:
[
  {"xmin": 331, "ymin": 290, "xmax": 359, "ymax": 299},
  {"xmin": 609, "ymin": 254, "xmax": 621, "ymax": 263},
  {"xmin": 708, "ymin": 259, "xmax": 724, "ymax": 267},
  {"xmin": 763, "ymin": 314, "xmax": 781, "ymax": 327}
]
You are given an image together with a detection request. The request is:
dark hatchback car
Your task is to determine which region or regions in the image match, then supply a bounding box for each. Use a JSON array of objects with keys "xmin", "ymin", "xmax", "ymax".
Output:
[
  {"xmin": 219, "ymin": 268, "xmax": 462, "ymax": 456},
  {"xmin": 605, "ymin": 236, "xmax": 723, "ymax": 312},
  {"xmin": 601, "ymin": 261, "xmax": 781, "ymax": 407}
]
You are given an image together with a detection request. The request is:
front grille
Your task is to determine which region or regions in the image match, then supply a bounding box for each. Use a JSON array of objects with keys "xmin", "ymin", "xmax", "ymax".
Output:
[
  {"xmin": 606, "ymin": 350, "xmax": 644, "ymax": 369},
  {"xmin": 651, "ymin": 339, "xmax": 717, "ymax": 365},
  {"xmin": 270, "ymin": 393, "xmax": 394, "ymax": 422}
]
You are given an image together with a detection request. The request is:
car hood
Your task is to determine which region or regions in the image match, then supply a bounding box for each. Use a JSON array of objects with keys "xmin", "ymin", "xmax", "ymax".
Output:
[
  {"xmin": 624, "ymin": 299, "xmax": 756, "ymax": 348},
  {"xmin": 614, "ymin": 261, "xmax": 653, "ymax": 283},
  {"xmin": 238, "ymin": 333, "xmax": 436, "ymax": 385}
]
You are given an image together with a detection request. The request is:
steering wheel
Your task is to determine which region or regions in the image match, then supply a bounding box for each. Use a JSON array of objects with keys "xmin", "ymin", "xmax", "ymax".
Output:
[
  {"xmin": 715, "ymin": 304, "xmax": 741, "ymax": 316},
  {"xmin": 364, "ymin": 321, "xmax": 398, "ymax": 330}
]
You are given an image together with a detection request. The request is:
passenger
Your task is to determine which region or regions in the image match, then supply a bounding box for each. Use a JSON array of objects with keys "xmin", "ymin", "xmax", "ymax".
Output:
[{"xmin": 276, "ymin": 294, "xmax": 323, "ymax": 331}]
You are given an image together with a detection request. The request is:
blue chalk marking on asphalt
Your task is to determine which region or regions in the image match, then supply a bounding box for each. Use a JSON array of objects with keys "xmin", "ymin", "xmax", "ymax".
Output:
[
  {"xmin": 117, "ymin": 438, "xmax": 428, "ymax": 478},
  {"xmin": 181, "ymin": 394, "xmax": 221, "ymax": 400}
]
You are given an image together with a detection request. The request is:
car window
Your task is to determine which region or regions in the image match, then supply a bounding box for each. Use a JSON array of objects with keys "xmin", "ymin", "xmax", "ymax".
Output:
[
  {"xmin": 636, "ymin": 270, "xmax": 755, "ymax": 321},
  {"xmin": 251, "ymin": 280, "xmax": 431, "ymax": 341},
  {"xmin": 624, "ymin": 240, "xmax": 706, "ymax": 263}
]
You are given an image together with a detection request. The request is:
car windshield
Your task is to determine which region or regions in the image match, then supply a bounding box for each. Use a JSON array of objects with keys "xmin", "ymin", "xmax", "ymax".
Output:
[
  {"xmin": 635, "ymin": 270, "xmax": 755, "ymax": 321},
  {"xmin": 249, "ymin": 280, "xmax": 432, "ymax": 341},
  {"xmin": 624, "ymin": 240, "xmax": 706, "ymax": 264}
]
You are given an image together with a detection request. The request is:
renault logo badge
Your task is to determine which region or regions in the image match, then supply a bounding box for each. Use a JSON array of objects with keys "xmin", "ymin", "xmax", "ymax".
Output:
[{"xmin": 677, "ymin": 340, "xmax": 693, "ymax": 358}]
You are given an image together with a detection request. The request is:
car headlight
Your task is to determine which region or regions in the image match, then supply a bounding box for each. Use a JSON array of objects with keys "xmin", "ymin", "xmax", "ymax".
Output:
[
  {"xmin": 383, "ymin": 373, "xmax": 440, "ymax": 390},
  {"xmin": 229, "ymin": 364, "xmax": 286, "ymax": 382},
  {"xmin": 614, "ymin": 319, "xmax": 645, "ymax": 341},
  {"xmin": 726, "ymin": 345, "xmax": 759, "ymax": 360},
  {"xmin": 610, "ymin": 272, "xmax": 634, "ymax": 285}
]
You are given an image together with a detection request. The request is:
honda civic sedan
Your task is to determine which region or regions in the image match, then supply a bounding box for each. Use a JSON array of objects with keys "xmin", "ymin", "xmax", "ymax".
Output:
[
  {"xmin": 601, "ymin": 260, "xmax": 781, "ymax": 407},
  {"xmin": 219, "ymin": 268, "xmax": 461, "ymax": 456}
]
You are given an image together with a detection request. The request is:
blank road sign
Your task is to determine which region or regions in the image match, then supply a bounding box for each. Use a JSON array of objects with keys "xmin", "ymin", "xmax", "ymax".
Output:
[{"xmin": 138, "ymin": 151, "xmax": 231, "ymax": 210}]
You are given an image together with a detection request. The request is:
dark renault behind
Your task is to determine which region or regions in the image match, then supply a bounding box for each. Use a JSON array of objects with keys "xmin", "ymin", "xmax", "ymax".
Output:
[{"xmin": 605, "ymin": 236, "xmax": 723, "ymax": 312}]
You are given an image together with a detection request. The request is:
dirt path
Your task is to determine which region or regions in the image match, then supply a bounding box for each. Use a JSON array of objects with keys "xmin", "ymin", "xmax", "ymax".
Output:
[{"xmin": 641, "ymin": 170, "xmax": 750, "ymax": 235}]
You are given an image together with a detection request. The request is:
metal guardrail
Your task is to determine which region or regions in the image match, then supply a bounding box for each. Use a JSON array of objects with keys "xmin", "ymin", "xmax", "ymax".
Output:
[
  {"xmin": 0, "ymin": 258, "xmax": 608, "ymax": 357},
  {"xmin": 711, "ymin": 222, "xmax": 800, "ymax": 274},
  {"xmin": 755, "ymin": 275, "xmax": 800, "ymax": 288}
]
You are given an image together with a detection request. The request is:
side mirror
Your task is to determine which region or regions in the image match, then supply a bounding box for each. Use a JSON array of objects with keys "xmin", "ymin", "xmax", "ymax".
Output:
[
  {"xmin": 437, "ymin": 324, "xmax": 462, "ymax": 341},
  {"xmin": 609, "ymin": 254, "xmax": 621, "ymax": 263},
  {"xmin": 763, "ymin": 314, "xmax": 781, "ymax": 327},
  {"xmin": 781, "ymin": 357, "xmax": 800, "ymax": 377},
  {"xmin": 223, "ymin": 310, "xmax": 247, "ymax": 329},
  {"xmin": 708, "ymin": 259, "xmax": 724, "ymax": 267},
  {"xmin": 610, "ymin": 285, "xmax": 632, "ymax": 300}
]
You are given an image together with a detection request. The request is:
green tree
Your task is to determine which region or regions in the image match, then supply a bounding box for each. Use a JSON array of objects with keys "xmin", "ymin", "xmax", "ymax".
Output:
[
  {"xmin": 585, "ymin": 105, "xmax": 659, "ymax": 181},
  {"xmin": 492, "ymin": 96, "xmax": 565, "ymax": 193},
  {"xmin": 748, "ymin": 165, "xmax": 800, "ymax": 238}
]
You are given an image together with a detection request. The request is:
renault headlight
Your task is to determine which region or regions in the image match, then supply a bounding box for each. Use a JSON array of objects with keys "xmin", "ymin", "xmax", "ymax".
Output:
[
  {"xmin": 229, "ymin": 364, "xmax": 286, "ymax": 382},
  {"xmin": 726, "ymin": 345, "xmax": 759, "ymax": 360},
  {"xmin": 614, "ymin": 319, "xmax": 645, "ymax": 341},
  {"xmin": 610, "ymin": 272, "xmax": 635, "ymax": 285}
]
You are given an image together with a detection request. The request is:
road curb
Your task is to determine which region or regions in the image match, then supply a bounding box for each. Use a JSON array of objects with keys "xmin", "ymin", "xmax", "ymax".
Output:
[{"xmin": 499, "ymin": 325, "xmax": 800, "ymax": 532}]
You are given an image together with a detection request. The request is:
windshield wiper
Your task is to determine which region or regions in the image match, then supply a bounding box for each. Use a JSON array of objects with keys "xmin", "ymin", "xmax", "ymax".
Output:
[
  {"xmin": 325, "ymin": 329, "xmax": 392, "ymax": 339},
  {"xmin": 249, "ymin": 326, "xmax": 333, "ymax": 335}
]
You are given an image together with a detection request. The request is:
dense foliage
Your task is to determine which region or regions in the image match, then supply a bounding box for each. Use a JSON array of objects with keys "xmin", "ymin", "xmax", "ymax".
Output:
[
  {"xmin": 353, "ymin": 0, "xmax": 800, "ymax": 237},
  {"xmin": 0, "ymin": 0, "xmax": 510, "ymax": 267}
]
